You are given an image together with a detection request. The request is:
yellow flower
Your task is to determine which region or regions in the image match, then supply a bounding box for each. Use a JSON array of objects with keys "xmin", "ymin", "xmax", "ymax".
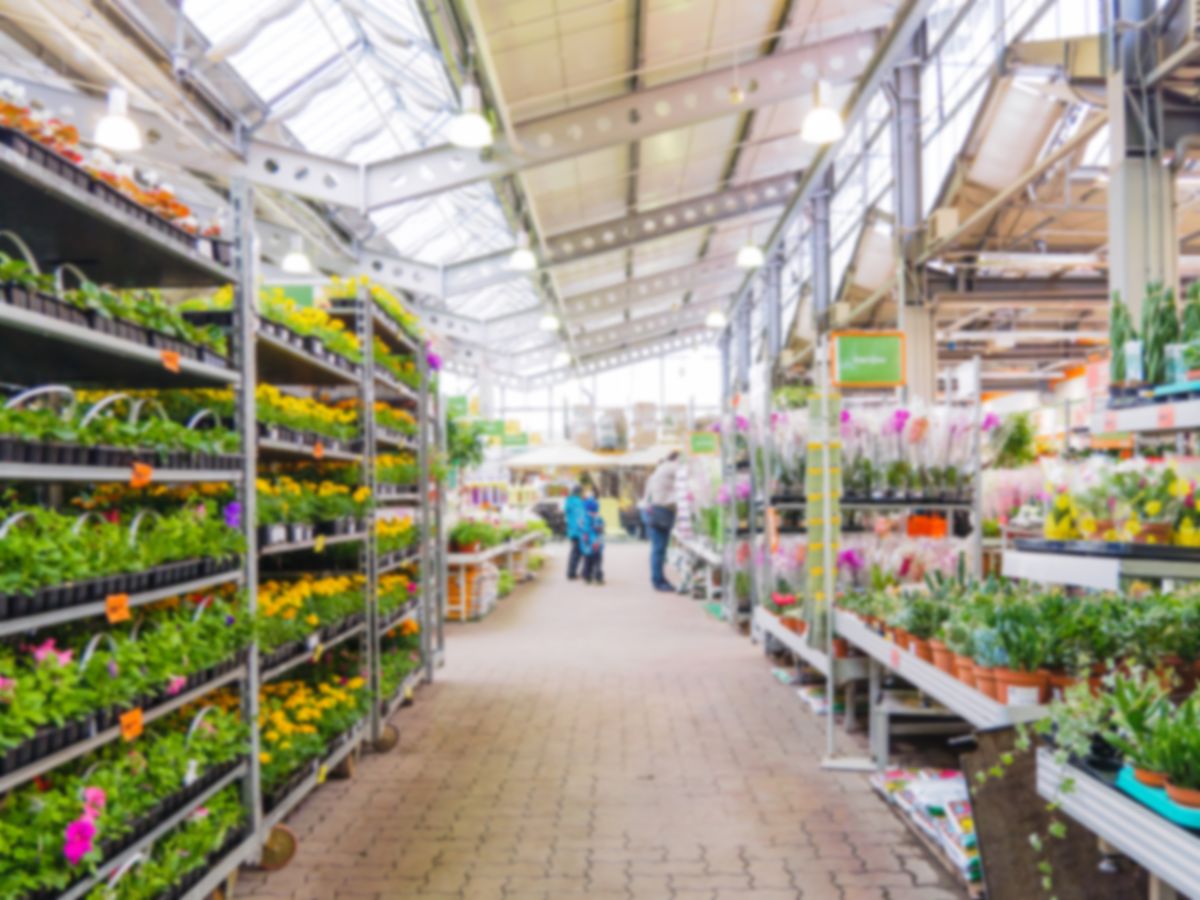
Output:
[
  {"xmin": 306, "ymin": 613, "xmax": 319, "ymax": 627},
  {"xmin": 259, "ymin": 752, "xmax": 272, "ymax": 764},
  {"xmin": 1054, "ymin": 495, "xmax": 1070, "ymax": 511},
  {"xmin": 1146, "ymin": 500, "xmax": 1163, "ymax": 517}
]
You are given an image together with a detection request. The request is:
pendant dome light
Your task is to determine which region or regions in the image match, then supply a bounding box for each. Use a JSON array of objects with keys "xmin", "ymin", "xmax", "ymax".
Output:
[
  {"xmin": 539, "ymin": 311, "xmax": 560, "ymax": 332},
  {"xmin": 94, "ymin": 87, "xmax": 142, "ymax": 152},
  {"xmin": 736, "ymin": 243, "xmax": 765, "ymax": 269},
  {"xmin": 508, "ymin": 230, "xmax": 537, "ymax": 271},
  {"xmin": 801, "ymin": 80, "xmax": 844, "ymax": 145},
  {"xmin": 446, "ymin": 78, "xmax": 493, "ymax": 149},
  {"xmin": 281, "ymin": 235, "xmax": 313, "ymax": 275},
  {"xmin": 705, "ymin": 308, "xmax": 727, "ymax": 329}
]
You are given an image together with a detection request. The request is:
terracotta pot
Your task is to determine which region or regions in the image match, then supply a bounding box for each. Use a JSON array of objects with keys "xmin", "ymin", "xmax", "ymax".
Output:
[
  {"xmin": 929, "ymin": 639, "xmax": 955, "ymax": 675},
  {"xmin": 832, "ymin": 637, "xmax": 850, "ymax": 659},
  {"xmin": 955, "ymin": 655, "xmax": 977, "ymax": 688},
  {"xmin": 895, "ymin": 629, "xmax": 913, "ymax": 652},
  {"xmin": 885, "ymin": 626, "xmax": 897, "ymax": 643},
  {"xmin": 1046, "ymin": 671, "xmax": 1078, "ymax": 701},
  {"xmin": 973, "ymin": 665, "xmax": 999, "ymax": 700},
  {"xmin": 453, "ymin": 540, "xmax": 482, "ymax": 553},
  {"xmin": 910, "ymin": 638, "xmax": 934, "ymax": 664},
  {"xmin": 1166, "ymin": 781, "xmax": 1200, "ymax": 808},
  {"xmin": 1133, "ymin": 521, "xmax": 1173, "ymax": 545},
  {"xmin": 1081, "ymin": 518, "xmax": 1114, "ymax": 541},
  {"xmin": 1134, "ymin": 768, "xmax": 1168, "ymax": 789},
  {"xmin": 994, "ymin": 667, "xmax": 1047, "ymax": 705}
]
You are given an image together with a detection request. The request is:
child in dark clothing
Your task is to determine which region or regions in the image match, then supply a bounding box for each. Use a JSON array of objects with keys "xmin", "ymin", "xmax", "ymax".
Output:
[{"xmin": 580, "ymin": 498, "xmax": 605, "ymax": 585}]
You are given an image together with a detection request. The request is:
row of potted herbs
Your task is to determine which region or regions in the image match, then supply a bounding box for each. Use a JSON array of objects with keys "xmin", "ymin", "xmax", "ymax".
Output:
[
  {"xmin": 838, "ymin": 576, "xmax": 1200, "ymax": 706},
  {"xmin": 0, "ymin": 502, "xmax": 244, "ymax": 619},
  {"xmin": 0, "ymin": 702, "xmax": 246, "ymax": 899},
  {"xmin": 0, "ymin": 589, "xmax": 250, "ymax": 771},
  {"xmin": 0, "ymin": 252, "xmax": 228, "ymax": 364}
]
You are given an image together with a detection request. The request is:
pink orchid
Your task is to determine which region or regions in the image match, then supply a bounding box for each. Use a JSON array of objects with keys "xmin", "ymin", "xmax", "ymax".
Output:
[
  {"xmin": 981, "ymin": 412, "xmax": 1002, "ymax": 432},
  {"xmin": 166, "ymin": 675, "xmax": 187, "ymax": 697}
]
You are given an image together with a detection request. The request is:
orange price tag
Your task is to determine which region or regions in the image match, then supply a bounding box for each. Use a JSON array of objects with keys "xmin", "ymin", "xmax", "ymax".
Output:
[
  {"xmin": 105, "ymin": 593, "xmax": 131, "ymax": 624},
  {"xmin": 130, "ymin": 462, "xmax": 154, "ymax": 488},
  {"xmin": 160, "ymin": 349, "xmax": 181, "ymax": 373},
  {"xmin": 889, "ymin": 648, "xmax": 901, "ymax": 669},
  {"xmin": 120, "ymin": 708, "xmax": 144, "ymax": 742},
  {"xmin": 1157, "ymin": 405, "xmax": 1176, "ymax": 429},
  {"xmin": 313, "ymin": 442, "xmax": 325, "ymax": 460}
]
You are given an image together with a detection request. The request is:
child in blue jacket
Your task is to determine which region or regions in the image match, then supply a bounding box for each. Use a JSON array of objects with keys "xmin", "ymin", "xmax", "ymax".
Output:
[{"xmin": 580, "ymin": 498, "xmax": 605, "ymax": 585}]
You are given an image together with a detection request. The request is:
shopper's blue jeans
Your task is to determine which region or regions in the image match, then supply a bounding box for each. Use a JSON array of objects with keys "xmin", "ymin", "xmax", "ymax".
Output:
[{"xmin": 649, "ymin": 525, "xmax": 671, "ymax": 588}]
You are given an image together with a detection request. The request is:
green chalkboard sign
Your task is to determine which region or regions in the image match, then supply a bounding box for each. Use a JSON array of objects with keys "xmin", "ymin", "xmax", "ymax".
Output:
[
  {"xmin": 689, "ymin": 431, "xmax": 719, "ymax": 455},
  {"xmin": 447, "ymin": 395, "xmax": 468, "ymax": 418},
  {"xmin": 831, "ymin": 331, "xmax": 905, "ymax": 387},
  {"xmin": 480, "ymin": 420, "xmax": 505, "ymax": 437},
  {"xmin": 502, "ymin": 433, "xmax": 529, "ymax": 447}
]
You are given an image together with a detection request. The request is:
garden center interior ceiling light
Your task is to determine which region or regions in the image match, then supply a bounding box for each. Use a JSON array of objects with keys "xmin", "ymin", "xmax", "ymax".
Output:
[
  {"xmin": 281, "ymin": 235, "xmax": 313, "ymax": 275},
  {"xmin": 553, "ymin": 350, "xmax": 571, "ymax": 367},
  {"xmin": 94, "ymin": 87, "xmax": 142, "ymax": 152},
  {"xmin": 539, "ymin": 312, "xmax": 560, "ymax": 331},
  {"xmin": 509, "ymin": 231, "xmax": 537, "ymax": 271},
  {"xmin": 706, "ymin": 308, "xmax": 728, "ymax": 329},
  {"xmin": 446, "ymin": 79, "xmax": 493, "ymax": 149},
  {"xmin": 801, "ymin": 80, "xmax": 844, "ymax": 145},
  {"xmin": 736, "ymin": 243, "xmax": 765, "ymax": 269}
]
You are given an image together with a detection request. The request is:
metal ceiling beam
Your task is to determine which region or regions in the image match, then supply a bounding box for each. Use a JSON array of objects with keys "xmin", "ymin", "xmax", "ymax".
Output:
[
  {"xmin": 572, "ymin": 307, "xmax": 711, "ymax": 356},
  {"xmin": 559, "ymin": 255, "xmax": 743, "ymax": 317},
  {"xmin": 442, "ymin": 172, "xmax": 798, "ymax": 295},
  {"xmin": 362, "ymin": 27, "xmax": 880, "ymax": 209},
  {"xmin": 565, "ymin": 327, "xmax": 715, "ymax": 376}
]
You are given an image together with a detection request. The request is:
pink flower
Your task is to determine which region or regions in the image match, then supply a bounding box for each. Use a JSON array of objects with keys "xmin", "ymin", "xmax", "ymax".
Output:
[
  {"xmin": 166, "ymin": 675, "xmax": 187, "ymax": 696},
  {"xmin": 407, "ymin": 582, "xmax": 417, "ymax": 594},
  {"xmin": 981, "ymin": 412, "xmax": 1002, "ymax": 432},
  {"xmin": 63, "ymin": 817, "xmax": 96, "ymax": 866},
  {"xmin": 735, "ymin": 415, "xmax": 750, "ymax": 433},
  {"xmin": 82, "ymin": 787, "xmax": 106, "ymax": 813},
  {"xmin": 716, "ymin": 486, "xmax": 730, "ymax": 504},
  {"xmin": 0, "ymin": 676, "xmax": 14, "ymax": 693},
  {"xmin": 30, "ymin": 639, "xmax": 57, "ymax": 663}
]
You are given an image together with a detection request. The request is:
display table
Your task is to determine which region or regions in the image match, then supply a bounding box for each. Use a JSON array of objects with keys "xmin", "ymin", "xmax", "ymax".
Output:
[{"xmin": 446, "ymin": 533, "xmax": 541, "ymax": 621}]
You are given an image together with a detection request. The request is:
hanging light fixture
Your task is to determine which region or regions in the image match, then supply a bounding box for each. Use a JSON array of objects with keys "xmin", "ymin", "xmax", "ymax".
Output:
[
  {"xmin": 801, "ymin": 80, "xmax": 844, "ymax": 145},
  {"xmin": 508, "ymin": 230, "xmax": 537, "ymax": 271},
  {"xmin": 446, "ymin": 79, "xmax": 493, "ymax": 149},
  {"xmin": 737, "ymin": 243, "xmax": 765, "ymax": 269},
  {"xmin": 553, "ymin": 350, "xmax": 571, "ymax": 367},
  {"xmin": 705, "ymin": 308, "xmax": 727, "ymax": 329},
  {"xmin": 281, "ymin": 235, "xmax": 312, "ymax": 275},
  {"xmin": 94, "ymin": 87, "xmax": 142, "ymax": 152},
  {"xmin": 539, "ymin": 311, "xmax": 560, "ymax": 332}
]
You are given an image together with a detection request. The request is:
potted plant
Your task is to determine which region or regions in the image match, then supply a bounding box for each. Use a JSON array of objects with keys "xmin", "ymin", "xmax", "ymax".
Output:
[
  {"xmin": 1159, "ymin": 695, "xmax": 1200, "ymax": 808},
  {"xmin": 1104, "ymin": 670, "xmax": 1173, "ymax": 788},
  {"xmin": 993, "ymin": 600, "xmax": 1049, "ymax": 704},
  {"xmin": 449, "ymin": 520, "xmax": 488, "ymax": 553}
]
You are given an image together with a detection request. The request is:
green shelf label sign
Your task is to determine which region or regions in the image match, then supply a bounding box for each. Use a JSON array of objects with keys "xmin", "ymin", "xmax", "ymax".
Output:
[
  {"xmin": 832, "ymin": 332, "xmax": 906, "ymax": 387},
  {"xmin": 480, "ymin": 420, "xmax": 505, "ymax": 436},
  {"xmin": 689, "ymin": 431, "xmax": 719, "ymax": 455},
  {"xmin": 447, "ymin": 395, "xmax": 468, "ymax": 417},
  {"xmin": 503, "ymin": 433, "xmax": 529, "ymax": 447}
]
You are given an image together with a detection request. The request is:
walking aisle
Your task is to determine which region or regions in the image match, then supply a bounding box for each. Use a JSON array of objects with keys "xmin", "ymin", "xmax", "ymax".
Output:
[{"xmin": 238, "ymin": 544, "xmax": 964, "ymax": 900}]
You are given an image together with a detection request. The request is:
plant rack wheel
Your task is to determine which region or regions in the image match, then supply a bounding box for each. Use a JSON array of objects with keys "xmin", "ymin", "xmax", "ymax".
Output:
[
  {"xmin": 259, "ymin": 824, "xmax": 298, "ymax": 871},
  {"xmin": 373, "ymin": 723, "xmax": 400, "ymax": 753}
]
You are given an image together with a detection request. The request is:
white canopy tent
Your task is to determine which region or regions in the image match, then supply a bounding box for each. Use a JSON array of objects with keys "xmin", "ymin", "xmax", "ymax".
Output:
[{"xmin": 503, "ymin": 444, "xmax": 611, "ymax": 470}]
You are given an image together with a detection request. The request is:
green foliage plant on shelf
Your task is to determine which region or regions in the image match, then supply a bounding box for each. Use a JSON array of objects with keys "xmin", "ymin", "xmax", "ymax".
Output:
[
  {"xmin": 0, "ymin": 705, "xmax": 247, "ymax": 898},
  {"xmin": 447, "ymin": 414, "xmax": 486, "ymax": 469},
  {"xmin": 257, "ymin": 673, "xmax": 368, "ymax": 792},
  {"xmin": 449, "ymin": 519, "xmax": 501, "ymax": 551},
  {"xmin": 378, "ymin": 453, "xmax": 418, "ymax": 486},
  {"xmin": 1109, "ymin": 291, "xmax": 1137, "ymax": 383},
  {"xmin": 1141, "ymin": 282, "xmax": 1179, "ymax": 386},
  {"xmin": 987, "ymin": 411, "xmax": 1036, "ymax": 470},
  {"xmin": 497, "ymin": 569, "xmax": 514, "ymax": 598}
]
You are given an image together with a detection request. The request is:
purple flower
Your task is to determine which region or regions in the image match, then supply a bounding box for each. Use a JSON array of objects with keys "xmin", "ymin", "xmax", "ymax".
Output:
[
  {"xmin": 426, "ymin": 351, "xmax": 442, "ymax": 371},
  {"xmin": 717, "ymin": 486, "xmax": 731, "ymax": 504},
  {"xmin": 981, "ymin": 412, "xmax": 1002, "ymax": 432},
  {"xmin": 63, "ymin": 818, "xmax": 96, "ymax": 866},
  {"xmin": 840, "ymin": 410, "xmax": 851, "ymax": 423},
  {"xmin": 710, "ymin": 421, "xmax": 722, "ymax": 433},
  {"xmin": 222, "ymin": 501, "xmax": 242, "ymax": 530},
  {"xmin": 107, "ymin": 660, "xmax": 119, "ymax": 678},
  {"xmin": 837, "ymin": 548, "xmax": 865, "ymax": 571},
  {"xmin": 891, "ymin": 409, "xmax": 911, "ymax": 434},
  {"xmin": 734, "ymin": 414, "xmax": 750, "ymax": 433},
  {"xmin": 224, "ymin": 614, "xmax": 236, "ymax": 626},
  {"xmin": 734, "ymin": 478, "xmax": 752, "ymax": 501}
]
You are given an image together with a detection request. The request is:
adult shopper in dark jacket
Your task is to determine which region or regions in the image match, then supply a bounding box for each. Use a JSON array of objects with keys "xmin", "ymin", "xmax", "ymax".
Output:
[
  {"xmin": 564, "ymin": 485, "xmax": 587, "ymax": 580},
  {"xmin": 642, "ymin": 451, "xmax": 679, "ymax": 591}
]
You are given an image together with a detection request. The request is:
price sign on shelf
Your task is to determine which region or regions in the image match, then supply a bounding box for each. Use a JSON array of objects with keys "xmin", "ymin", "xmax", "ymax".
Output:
[
  {"xmin": 316, "ymin": 764, "xmax": 328, "ymax": 785},
  {"xmin": 1103, "ymin": 412, "xmax": 1118, "ymax": 433},
  {"xmin": 120, "ymin": 708, "xmax": 144, "ymax": 742},
  {"xmin": 159, "ymin": 350, "xmax": 181, "ymax": 373},
  {"xmin": 313, "ymin": 442, "xmax": 325, "ymax": 460},
  {"xmin": 105, "ymin": 593, "xmax": 131, "ymax": 624},
  {"xmin": 889, "ymin": 647, "xmax": 901, "ymax": 669},
  {"xmin": 1157, "ymin": 405, "xmax": 1176, "ymax": 430},
  {"xmin": 314, "ymin": 535, "xmax": 327, "ymax": 554}
]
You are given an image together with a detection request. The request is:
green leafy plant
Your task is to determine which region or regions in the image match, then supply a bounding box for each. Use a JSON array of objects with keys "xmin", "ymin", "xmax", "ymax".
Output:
[{"xmin": 1109, "ymin": 291, "xmax": 1138, "ymax": 383}]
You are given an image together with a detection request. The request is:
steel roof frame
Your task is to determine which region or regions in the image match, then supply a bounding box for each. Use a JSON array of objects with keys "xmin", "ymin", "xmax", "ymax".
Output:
[{"xmin": 440, "ymin": 171, "xmax": 799, "ymax": 295}]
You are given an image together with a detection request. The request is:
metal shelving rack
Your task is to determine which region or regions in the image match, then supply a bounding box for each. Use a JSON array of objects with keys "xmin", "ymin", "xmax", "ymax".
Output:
[{"xmin": 0, "ymin": 145, "xmax": 445, "ymax": 896}]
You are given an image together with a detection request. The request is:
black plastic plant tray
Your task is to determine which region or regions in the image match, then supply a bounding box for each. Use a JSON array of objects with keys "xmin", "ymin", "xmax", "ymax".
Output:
[{"xmin": 1014, "ymin": 538, "xmax": 1200, "ymax": 563}]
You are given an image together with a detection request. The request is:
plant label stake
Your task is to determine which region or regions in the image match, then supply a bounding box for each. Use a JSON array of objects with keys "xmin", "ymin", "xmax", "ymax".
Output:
[
  {"xmin": 105, "ymin": 593, "xmax": 131, "ymax": 624},
  {"xmin": 183, "ymin": 758, "xmax": 199, "ymax": 786},
  {"xmin": 130, "ymin": 462, "xmax": 153, "ymax": 488},
  {"xmin": 159, "ymin": 349, "xmax": 181, "ymax": 373},
  {"xmin": 314, "ymin": 535, "xmax": 327, "ymax": 554},
  {"xmin": 119, "ymin": 708, "xmax": 143, "ymax": 742},
  {"xmin": 316, "ymin": 764, "xmax": 328, "ymax": 785}
]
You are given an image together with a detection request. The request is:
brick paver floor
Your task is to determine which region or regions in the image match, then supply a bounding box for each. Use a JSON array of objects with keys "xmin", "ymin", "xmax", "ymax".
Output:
[{"xmin": 238, "ymin": 543, "xmax": 966, "ymax": 900}]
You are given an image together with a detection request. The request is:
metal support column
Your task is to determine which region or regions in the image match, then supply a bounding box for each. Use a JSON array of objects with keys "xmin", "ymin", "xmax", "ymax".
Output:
[
  {"xmin": 1107, "ymin": 0, "xmax": 1177, "ymax": 320},
  {"xmin": 891, "ymin": 27, "xmax": 935, "ymax": 400},
  {"xmin": 719, "ymin": 328, "xmax": 737, "ymax": 623},
  {"xmin": 230, "ymin": 177, "xmax": 263, "ymax": 859},
  {"xmin": 359, "ymin": 288, "xmax": 380, "ymax": 744},
  {"xmin": 810, "ymin": 168, "xmax": 834, "ymax": 322},
  {"xmin": 434, "ymin": 389, "xmax": 447, "ymax": 667},
  {"xmin": 418, "ymin": 347, "xmax": 434, "ymax": 683}
]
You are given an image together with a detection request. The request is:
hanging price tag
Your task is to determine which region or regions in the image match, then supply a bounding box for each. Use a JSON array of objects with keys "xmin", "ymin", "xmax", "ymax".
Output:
[
  {"xmin": 889, "ymin": 647, "xmax": 901, "ymax": 669},
  {"xmin": 312, "ymin": 643, "xmax": 325, "ymax": 663},
  {"xmin": 316, "ymin": 764, "xmax": 328, "ymax": 785},
  {"xmin": 120, "ymin": 708, "xmax": 144, "ymax": 742},
  {"xmin": 306, "ymin": 633, "xmax": 321, "ymax": 651},
  {"xmin": 314, "ymin": 535, "xmax": 327, "ymax": 554},
  {"xmin": 1157, "ymin": 405, "xmax": 1176, "ymax": 429},
  {"xmin": 130, "ymin": 462, "xmax": 154, "ymax": 488},
  {"xmin": 313, "ymin": 442, "xmax": 325, "ymax": 460},
  {"xmin": 404, "ymin": 685, "xmax": 414, "ymax": 702},
  {"xmin": 105, "ymin": 593, "xmax": 131, "ymax": 624},
  {"xmin": 183, "ymin": 759, "xmax": 199, "ymax": 786},
  {"xmin": 160, "ymin": 350, "xmax": 181, "ymax": 373}
]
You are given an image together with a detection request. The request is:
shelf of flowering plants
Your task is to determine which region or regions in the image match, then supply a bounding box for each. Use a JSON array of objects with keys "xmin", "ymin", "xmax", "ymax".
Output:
[
  {"xmin": 376, "ymin": 429, "xmax": 418, "ymax": 451},
  {"xmin": 178, "ymin": 829, "xmax": 260, "ymax": 900},
  {"xmin": 0, "ymin": 141, "xmax": 232, "ymax": 287},
  {"xmin": 380, "ymin": 546, "xmax": 421, "ymax": 574},
  {"xmin": 0, "ymin": 566, "xmax": 243, "ymax": 636},
  {"xmin": 258, "ymin": 527, "xmax": 366, "ymax": 557},
  {"xmin": 0, "ymin": 460, "xmax": 241, "ymax": 482},
  {"xmin": 263, "ymin": 722, "xmax": 368, "ymax": 831},
  {"xmin": 255, "ymin": 326, "xmax": 362, "ymax": 387},
  {"xmin": 374, "ymin": 368, "xmax": 420, "ymax": 403},
  {"xmin": 377, "ymin": 483, "xmax": 420, "ymax": 504},
  {"xmin": 1036, "ymin": 747, "xmax": 1200, "ymax": 899},
  {"xmin": 383, "ymin": 668, "xmax": 424, "ymax": 722},
  {"xmin": 326, "ymin": 297, "xmax": 419, "ymax": 356},
  {"xmin": 258, "ymin": 435, "xmax": 362, "ymax": 463},
  {"xmin": 380, "ymin": 598, "xmax": 420, "ymax": 634},
  {"xmin": 754, "ymin": 607, "xmax": 868, "ymax": 684},
  {"xmin": 0, "ymin": 299, "xmax": 239, "ymax": 388},
  {"xmin": 833, "ymin": 610, "xmax": 1046, "ymax": 729},
  {"xmin": 1003, "ymin": 538, "xmax": 1200, "ymax": 590},
  {"xmin": 55, "ymin": 761, "xmax": 249, "ymax": 900},
  {"xmin": 0, "ymin": 661, "xmax": 246, "ymax": 794},
  {"xmin": 261, "ymin": 619, "xmax": 367, "ymax": 683}
]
